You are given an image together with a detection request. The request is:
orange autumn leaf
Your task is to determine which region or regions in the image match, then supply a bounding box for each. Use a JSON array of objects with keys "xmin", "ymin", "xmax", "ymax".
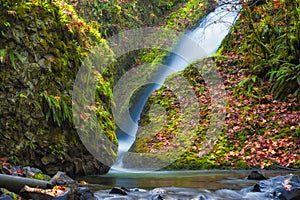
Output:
[
  {"xmin": 0, "ymin": 157, "xmax": 8, "ymax": 162},
  {"xmin": 93, "ymin": 70, "xmax": 100, "ymax": 76},
  {"xmin": 54, "ymin": 96, "xmax": 61, "ymax": 101},
  {"xmin": 7, "ymin": 10, "xmax": 16, "ymax": 15},
  {"xmin": 254, "ymin": 7, "xmax": 261, "ymax": 13},
  {"xmin": 273, "ymin": 0, "xmax": 281, "ymax": 8}
]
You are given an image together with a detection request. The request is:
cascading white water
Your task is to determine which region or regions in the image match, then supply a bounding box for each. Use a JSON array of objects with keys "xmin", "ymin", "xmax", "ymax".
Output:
[{"xmin": 110, "ymin": 0, "xmax": 242, "ymax": 172}]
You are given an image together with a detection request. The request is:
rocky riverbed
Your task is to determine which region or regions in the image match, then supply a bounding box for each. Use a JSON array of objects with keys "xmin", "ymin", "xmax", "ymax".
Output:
[
  {"xmin": 1, "ymin": 164, "xmax": 300, "ymax": 200},
  {"xmin": 0, "ymin": 159, "xmax": 93, "ymax": 200},
  {"xmin": 94, "ymin": 171, "xmax": 300, "ymax": 200}
]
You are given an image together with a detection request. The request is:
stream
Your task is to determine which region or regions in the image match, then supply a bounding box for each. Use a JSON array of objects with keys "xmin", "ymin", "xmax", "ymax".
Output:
[{"xmin": 76, "ymin": 170, "xmax": 300, "ymax": 199}]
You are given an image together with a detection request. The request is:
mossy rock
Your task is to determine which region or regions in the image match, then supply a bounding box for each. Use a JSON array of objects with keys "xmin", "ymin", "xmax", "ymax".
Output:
[{"xmin": 0, "ymin": 0, "xmax": 117, "ymax": 175}]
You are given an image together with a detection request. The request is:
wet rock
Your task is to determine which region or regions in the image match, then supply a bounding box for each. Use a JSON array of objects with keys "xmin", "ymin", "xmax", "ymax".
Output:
[
  {"xmin": 0, "ymin": 163, "xmax": 51, "ymax": 181},
  {"xmin": 109, "ymin": 187, "xmax": 129, "ymax": 195},
  {"xmin": 150, "ymin": 188, "xmax": 171, "ymax": 200},
  {"xmin": 151, "ymin": 194, "xmax": 176, "ymax": 200},
  {"xmin": 250, "ymin": 174, "xmax": 300, "ymax": 200},
  {"xmin": 75, "ymin": 187, "xmax": 94, "ymax": 200},
  {"xmin": 279, "ymin": 189, "xmax": 300, "ymax": 200},
  {"xmin": 10, "ymin": 166, "xmax": 23, "ymax": 176},
  {"xmin": 22, "ymin": 166, "xmax": 42, "ymax": 175},
  {"xmin": 50, "ymin": 171, "xmax": 76, "ymax": 187},
  {"xmin": 150, "ymin": 188, "xmax": 167, "ymax": 195},
  {"xmin": 252, "ymin": 183, "xmax": 261, "ymax": 192},
  {"xmin": 0, "ymin": 194, "xmax": 13, "ymax": 200},
  {"xmin": 196, "ymin": 194, "xmax": 209, "ymax": 200},
  {"xmin": 131, "ymin": 188, "xmax": 147, "ymax": 192},
  {"xmin": 247, "ymin": 170, "xmax": 267, "ymax": 180},
  {"xmin": 93, "ymin": 175, "xmax": 300, "ymax": 200},
  {"xmin": 151, "ymin": 194, "xmax": 164, "ymax": 200},
  {"xmin": 0, "ymin": 188, "xmax": 19, "ymax": 200}
]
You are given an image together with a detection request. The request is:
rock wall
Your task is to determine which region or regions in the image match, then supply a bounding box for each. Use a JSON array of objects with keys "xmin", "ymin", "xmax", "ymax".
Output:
[{"xmin": 0, "ymin": 0, "xmax": 117, "ymax": 176}]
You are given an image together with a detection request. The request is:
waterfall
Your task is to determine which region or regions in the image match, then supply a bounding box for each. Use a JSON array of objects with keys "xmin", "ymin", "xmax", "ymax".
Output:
[{"xmin": 110, "ymin": 0, "xmax": 242, "ymax": 172}]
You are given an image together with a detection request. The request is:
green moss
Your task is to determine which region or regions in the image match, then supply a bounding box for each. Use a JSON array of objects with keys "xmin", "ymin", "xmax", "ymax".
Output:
[
  {"xmin": 1, "ymin": 188, "xmax": 19, "ymax": 200},
  {"xmin": 163, "ymin": 0, "xmax": 212, "ymax": 31},
  {"xmin": 31, "ymin": 173, "xmax": 51, "ymax": 181},
  {"xmin": 233, "ymin": 160, "xmax": 251, "ymax": 169},
  {"xmin": 0, "ymin": 0, "xmax": 119, "ymax": 174},
  {"xmin": 67, "ymin": 0, "xmax": 188, "ymax": 37}
]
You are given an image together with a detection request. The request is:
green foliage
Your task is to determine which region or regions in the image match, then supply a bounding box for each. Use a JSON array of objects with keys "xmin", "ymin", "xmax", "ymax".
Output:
[
  {"xmin": 163, "ymin": 0, "xmax": 209, "ymax": 30},
  {"xmin": 8, "ymin": 155, "xmax": 20, "ymax": 166},
  {"xmin": 0, "ymin": 49, "xmax": 23, "ymax": 69},
  {"xmin": 237, "ymin": 75, "xmax": 262, "ymax": 98},
  {"xmin": 49, "ymin": 144, "xmax": 65, "ymax": 156},
  {"xmin": 230, "ymin": 0, "xmax": 300, "ymax": 100},
  {"xmin": 295, "ymin": 126, "xmax": 300, "ymax": 138},
  {"xmin": 0, "ymin": 49, "xmax": 7, "ymax": 63},
  {"xmin": 67, "ymin": 0, "xmax": 193, "ymax": 38},
  {"xmin": 269, "ymin": 62, "xmax": 300, "ymax": 99},
  {"xmin": 126, "ymin": 0, "xmax": 211, "ymax": 82},
  {"xmin": 0, "ymin": 0, "xmax": 120, "ymax": 174},
  {"xmin": 31, "ymin": 173, "xmax": 51, "ymax": 181},
  {"xmin": 131, "ymin": 0, "xmax": 300, "ymax": 170},
  {"xmin": 65, "ymin": 0, "xmax": 122, "ymax": 37},
  {"xmin": 40, "ymin": 93, "xmax": 72, "ymax": 127}
]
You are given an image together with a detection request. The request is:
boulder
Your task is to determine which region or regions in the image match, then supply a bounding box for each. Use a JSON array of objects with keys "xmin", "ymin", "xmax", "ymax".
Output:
[
  {"xmin": 109, "ymin": 187, "xmax": 129, "ymax": 195},
  {"xmin": 75, "ymin": 187, "xmax": 94, "ymax": 200},
  {"xmin": 247, "ymin": 170, "xmax": 267, "ymax": 180},
  {"xmin": 250, "ymin": 174, "xmax": 300, "ymax": 200}
]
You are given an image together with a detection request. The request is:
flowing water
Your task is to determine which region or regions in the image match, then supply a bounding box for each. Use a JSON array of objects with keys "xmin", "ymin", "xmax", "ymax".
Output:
[
  {"xmin": 75, "ymin": 170, "xmax": 300, "ymax": 199},
  {"xmin": 111, "ymin": 0, "xmax": 242, "ymax": 172}
]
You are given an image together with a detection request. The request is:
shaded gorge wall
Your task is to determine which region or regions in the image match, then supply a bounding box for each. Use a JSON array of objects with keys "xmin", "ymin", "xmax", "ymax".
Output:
[{"xmin": 0, "ymin": 0, "xmax": 117, "ymax": 176}]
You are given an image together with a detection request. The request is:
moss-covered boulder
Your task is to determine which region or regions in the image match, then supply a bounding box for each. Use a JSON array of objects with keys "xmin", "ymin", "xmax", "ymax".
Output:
[{"xmin": 0, "ymin": 0, "xmax": 117, "ymax": 175}]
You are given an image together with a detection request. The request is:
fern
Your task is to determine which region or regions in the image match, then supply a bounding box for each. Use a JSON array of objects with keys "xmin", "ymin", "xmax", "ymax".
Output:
[{"xmin": 40, "ymin": 93, "xmax": 72, "ymax": 127}]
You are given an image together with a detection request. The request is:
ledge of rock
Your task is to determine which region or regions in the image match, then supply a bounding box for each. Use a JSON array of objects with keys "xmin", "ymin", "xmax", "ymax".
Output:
[{"xmin": 0, "ymin": 171, "xmax": 94, "ymax": 200}]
